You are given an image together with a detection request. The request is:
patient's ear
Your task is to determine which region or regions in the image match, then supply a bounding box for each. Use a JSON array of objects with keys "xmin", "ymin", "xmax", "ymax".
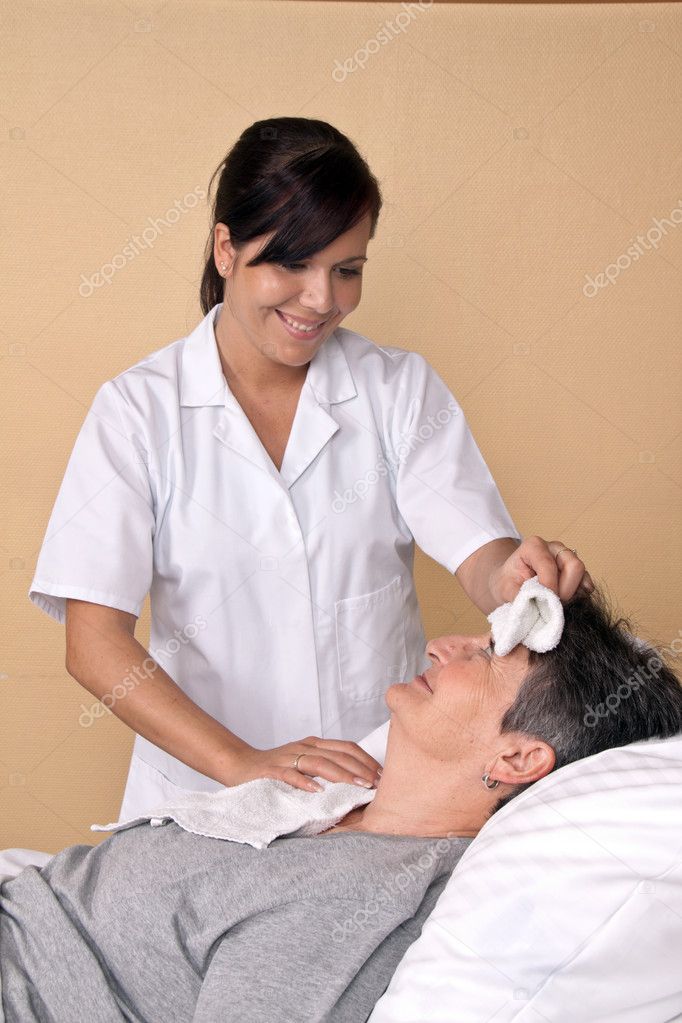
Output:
[{"xmin": 487, "ymin": 735, "xmax": 556, "ymax": 786}]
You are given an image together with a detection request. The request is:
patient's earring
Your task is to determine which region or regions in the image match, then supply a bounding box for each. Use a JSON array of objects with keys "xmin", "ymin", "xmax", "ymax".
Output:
[{"xmin": 481, "ymin": 772, "xmax": 499, "ymax": 790}]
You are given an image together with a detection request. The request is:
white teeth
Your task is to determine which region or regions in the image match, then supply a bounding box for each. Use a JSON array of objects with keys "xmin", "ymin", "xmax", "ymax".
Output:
[{"xmin": 280, "ymin": 312, "xmax": 322, "ymax": 332}]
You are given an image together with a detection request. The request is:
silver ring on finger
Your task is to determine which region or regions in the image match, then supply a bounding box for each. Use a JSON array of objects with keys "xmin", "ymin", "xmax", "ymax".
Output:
[
  {"xmin": 292, "ymin": 753, "xmax": 305, "ymax": 771},
  {"xmin": 555, "ymin": 546, "xmax": 577, "ymax": 559}
]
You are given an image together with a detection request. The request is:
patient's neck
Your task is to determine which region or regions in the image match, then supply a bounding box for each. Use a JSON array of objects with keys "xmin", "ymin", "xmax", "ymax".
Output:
[{"xmin": 341, "ymin": 725, "xmax": 493, "ymax": 839}]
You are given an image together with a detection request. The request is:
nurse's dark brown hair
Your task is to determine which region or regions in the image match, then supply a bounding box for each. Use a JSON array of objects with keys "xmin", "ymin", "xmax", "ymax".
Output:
[{"xmin": 199, "ymin": 117, "xmax": 383, "ymax": 315}]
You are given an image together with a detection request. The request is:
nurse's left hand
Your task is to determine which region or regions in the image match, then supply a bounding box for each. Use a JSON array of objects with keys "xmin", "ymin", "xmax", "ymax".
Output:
[{"xmin": 489, "ymin": 535, "xmax": 595, "ymax": 607}]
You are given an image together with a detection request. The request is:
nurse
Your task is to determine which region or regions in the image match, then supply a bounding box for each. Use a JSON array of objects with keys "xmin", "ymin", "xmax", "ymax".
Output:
[{"xmin": 29, "ymin": 116, "xmax": 594, "ymax": 821}]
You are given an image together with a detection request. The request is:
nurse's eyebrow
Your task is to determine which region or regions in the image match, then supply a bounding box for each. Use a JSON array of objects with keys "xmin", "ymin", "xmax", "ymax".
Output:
[{"xmin": 334, "ymin": 256, "xmax": 368, "ymax": 265}]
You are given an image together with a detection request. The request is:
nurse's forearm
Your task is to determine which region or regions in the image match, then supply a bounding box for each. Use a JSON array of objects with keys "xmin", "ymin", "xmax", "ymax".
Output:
[
  {"xmin": 66, "ymin": 626, "xmax": 252, "ymax": 787},
  {"xmin": 454, "ymin": 537, "xmax": 522, "ymax": 615}
]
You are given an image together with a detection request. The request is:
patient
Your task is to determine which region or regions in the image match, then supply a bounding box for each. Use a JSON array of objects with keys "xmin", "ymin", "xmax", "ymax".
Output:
[{"xmin": 1, "ymin": 588, "xmax": 681, "ymax": 1023}]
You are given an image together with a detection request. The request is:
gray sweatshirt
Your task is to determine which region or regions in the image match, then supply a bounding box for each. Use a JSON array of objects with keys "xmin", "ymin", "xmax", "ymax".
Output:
[{"xmin": 0, "ymin": 819, "xmax": 470, "ymax": 1022}]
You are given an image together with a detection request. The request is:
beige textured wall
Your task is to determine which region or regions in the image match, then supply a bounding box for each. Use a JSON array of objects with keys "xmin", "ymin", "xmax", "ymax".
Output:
[{"xmin": 2, "ymin": 1, "xmax": 680, "ymax": 853}]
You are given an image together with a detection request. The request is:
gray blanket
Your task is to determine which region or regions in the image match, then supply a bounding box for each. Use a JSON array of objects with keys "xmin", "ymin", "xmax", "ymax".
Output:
[{"xmin": 0, "ymin": 819, "xmax": 470, "ymax": 1021}]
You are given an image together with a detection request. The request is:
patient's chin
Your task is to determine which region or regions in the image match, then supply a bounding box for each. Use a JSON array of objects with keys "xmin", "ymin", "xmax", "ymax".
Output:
[
  {"xmin": 383, "ymin": 681, "xmax": 406, "ymax": 711},
  {"xmin": 384, "ymin": 680, "xmax": 423, "ymax": 718}
]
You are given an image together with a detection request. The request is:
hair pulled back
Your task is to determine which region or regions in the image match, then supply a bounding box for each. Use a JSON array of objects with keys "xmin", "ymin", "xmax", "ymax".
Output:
[{"xmin": 199, "ymin": 117, "xmax": 383, "ymax": 315}]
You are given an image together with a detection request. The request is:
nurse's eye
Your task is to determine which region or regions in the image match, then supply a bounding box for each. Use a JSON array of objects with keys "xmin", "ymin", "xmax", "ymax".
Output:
[{"xmin": 278, "ymin": 263, "xmax": 361, "ymax": 278}]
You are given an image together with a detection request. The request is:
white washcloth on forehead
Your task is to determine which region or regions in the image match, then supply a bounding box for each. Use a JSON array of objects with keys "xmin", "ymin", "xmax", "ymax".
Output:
[{"xmin": 486, "ymin": 575, "xmax": 565, "ymax": 656}]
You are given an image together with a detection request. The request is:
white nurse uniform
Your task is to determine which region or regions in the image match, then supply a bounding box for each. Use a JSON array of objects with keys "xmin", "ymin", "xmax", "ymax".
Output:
[{"xmin": 28, "ymin": 303, "xmax": 521, "ymax": 819}]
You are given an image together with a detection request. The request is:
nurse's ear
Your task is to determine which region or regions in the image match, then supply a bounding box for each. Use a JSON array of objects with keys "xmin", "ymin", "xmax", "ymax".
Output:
[{"xmin": 213, "ymin": 222, "xmax": 238, "ymax": 278}]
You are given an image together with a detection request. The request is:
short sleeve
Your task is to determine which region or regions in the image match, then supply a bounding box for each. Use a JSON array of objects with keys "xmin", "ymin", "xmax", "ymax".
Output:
[
  {"xmin": 388, "ymin": 353, "xmax": 522, "ymax": 575},
  {"xmin": 28, "ymin": 379, "xmax": 155, "ymax": 625}
]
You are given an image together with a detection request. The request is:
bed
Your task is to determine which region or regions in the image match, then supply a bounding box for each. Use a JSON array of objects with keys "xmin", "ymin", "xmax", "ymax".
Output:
[{"xmin": 2, "ymin": 728, "xmax": 681, "ymax": 1022}]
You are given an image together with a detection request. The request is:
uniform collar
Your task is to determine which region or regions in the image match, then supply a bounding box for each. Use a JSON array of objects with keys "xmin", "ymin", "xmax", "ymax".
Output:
[{"xmin": 179, "ymin": 303, "xmax": 357, "ymax": 408}]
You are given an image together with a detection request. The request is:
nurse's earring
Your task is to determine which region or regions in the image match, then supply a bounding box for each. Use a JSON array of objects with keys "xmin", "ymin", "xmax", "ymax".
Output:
[{"xmin": 481, "ymin": 772, "xmax": 499, "ymax": 790}]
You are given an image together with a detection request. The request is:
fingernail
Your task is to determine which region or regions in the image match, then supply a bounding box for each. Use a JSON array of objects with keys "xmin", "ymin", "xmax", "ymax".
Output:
[
  {"xmin": 354, "ymin": 777, "xmax": 373, "ymax": 788},
  {"xmin": 310, "ymin": 782, "xmax": 322, "ymax": 792}
]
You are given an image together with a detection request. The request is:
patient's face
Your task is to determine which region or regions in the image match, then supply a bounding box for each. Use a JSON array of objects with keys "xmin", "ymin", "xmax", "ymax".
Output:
[{"xmin": 385, "ymin": 632, "xmax": 531, "ymax": 764}]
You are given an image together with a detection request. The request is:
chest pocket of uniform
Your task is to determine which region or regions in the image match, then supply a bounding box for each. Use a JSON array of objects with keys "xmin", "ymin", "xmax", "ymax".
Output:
[{"xmin": 334, "ymin": 575, "xmax": 408, "ymax": 702}]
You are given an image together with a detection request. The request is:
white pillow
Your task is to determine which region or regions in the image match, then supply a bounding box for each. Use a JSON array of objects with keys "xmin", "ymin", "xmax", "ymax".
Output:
[
  {"xmin": 0, "ymin": 846, "xmax": 52, "ymax": 885},
  {"xmin": 364, "ymin": 731, "xmax": 682, "ymax": 1023},
  {"xmin": 358, "ymin": 719, "xmax": 390, "ymax": 767}
]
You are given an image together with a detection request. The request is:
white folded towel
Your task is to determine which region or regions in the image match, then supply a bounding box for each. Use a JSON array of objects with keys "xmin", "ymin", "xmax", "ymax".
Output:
[
  {"xmin": 91, "ymin": 777, "xmax": 376, "ymax": 850},
  {"xmin": 486, "ymin": 575, "xmax": 565, "ymax": 656}
]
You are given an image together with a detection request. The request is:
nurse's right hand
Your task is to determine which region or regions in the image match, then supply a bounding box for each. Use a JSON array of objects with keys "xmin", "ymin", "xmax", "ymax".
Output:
[{"xmin": 240, "ymin": 737, "xmax": 383, "ymax": 792}]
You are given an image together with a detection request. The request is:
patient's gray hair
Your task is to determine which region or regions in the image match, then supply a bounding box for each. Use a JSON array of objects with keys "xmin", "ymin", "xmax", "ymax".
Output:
[{"xmin": 490, "ymin": 586, "xmax": 682, "ymax": 815}]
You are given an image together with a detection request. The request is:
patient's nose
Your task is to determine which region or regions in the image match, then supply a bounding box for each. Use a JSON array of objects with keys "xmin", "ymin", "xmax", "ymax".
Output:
[
  {"xmin": 425, "ymin": 633, "xmax": 490, "ymax": 664},
  {"xmin": 425, "ymin": 635, "xmax": 463, "ymax": 663}
]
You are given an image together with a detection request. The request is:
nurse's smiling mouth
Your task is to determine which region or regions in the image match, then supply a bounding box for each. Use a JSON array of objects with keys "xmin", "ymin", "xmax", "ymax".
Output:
[{"xmin": 275, "ymin": 308, "xmax": 332, "ymax": 341}]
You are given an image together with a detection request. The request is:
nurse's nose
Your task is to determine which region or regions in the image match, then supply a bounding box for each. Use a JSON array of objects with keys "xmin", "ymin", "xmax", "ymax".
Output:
[{"xmin": 299, "ymin": 269, "xmax": 335, "ymax": 316}]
